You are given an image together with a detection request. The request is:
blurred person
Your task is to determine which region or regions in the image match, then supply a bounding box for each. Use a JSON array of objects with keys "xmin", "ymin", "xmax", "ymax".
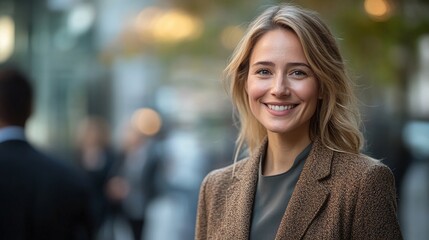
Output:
[
  {"xmin": 144, "ymin": 127, "xmax": 206, "ymax": 240},
  {"xmin": 0, "ymin": 67, "xmax": 96, "ymax": 239},
  {"xmin": 195, "ymin": 4, "xmax": 402, "ymax": 239},
  {"xmin": 74, "ymin": 116, "xmax": 117, "ymax": 234},
  {"xmin": 106, "ymin": 123, "xmax": 160, "ymax": 240}
]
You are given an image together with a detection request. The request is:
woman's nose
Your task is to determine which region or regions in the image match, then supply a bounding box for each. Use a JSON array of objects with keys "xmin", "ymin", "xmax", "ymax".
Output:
[{"xmin": 270, "ymin": 75, "xmax": 290, "ymax": 97}]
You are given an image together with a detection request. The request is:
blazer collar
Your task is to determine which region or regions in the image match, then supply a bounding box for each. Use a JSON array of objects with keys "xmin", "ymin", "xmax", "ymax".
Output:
[
  {"xmin": 223, "ymin": 137, "xmax": 333, "ymax": 239},
  {"xmin": 275, "ymin": 138, "xmax": 332, "ymax": 239},
  {"xmin": 221, "ymin": 138, "xmax": 265, "ymax": 239}
]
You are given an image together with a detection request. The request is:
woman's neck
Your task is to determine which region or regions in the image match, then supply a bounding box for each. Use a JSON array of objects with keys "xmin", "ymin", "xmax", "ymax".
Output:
[{"xmin": 263, "ymin": 132, "xmax": 311, "ymax": 176}]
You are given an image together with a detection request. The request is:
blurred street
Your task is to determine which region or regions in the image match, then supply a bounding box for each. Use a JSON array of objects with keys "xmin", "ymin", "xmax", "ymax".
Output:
[{"xmin": 1, "ymin": 0, "xmax": 428, "ymax": 239}]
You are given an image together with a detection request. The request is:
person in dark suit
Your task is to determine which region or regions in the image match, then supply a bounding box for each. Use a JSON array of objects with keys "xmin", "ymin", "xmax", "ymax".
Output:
[{"xmin": 0, "ymin": 68, "xmax": 96, "ymax": 240}]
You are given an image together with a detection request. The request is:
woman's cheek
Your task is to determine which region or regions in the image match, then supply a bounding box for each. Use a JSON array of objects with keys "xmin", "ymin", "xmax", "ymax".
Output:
[
  {"xmin": 247, "ymin": 79, "xmax": 268, "ymax": 101},
  {"xmin": 293, "ymin": 81, "xmax": 318, "ymax": 101}
]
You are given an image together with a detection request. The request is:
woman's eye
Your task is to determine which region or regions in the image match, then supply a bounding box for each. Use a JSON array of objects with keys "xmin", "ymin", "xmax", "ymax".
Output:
[
  {"xmin": 290, "ymin": 70, "xmax": 307, "ymax": 78},
  {"xmin": 256, "ymin": 69, "xmax": 271, "ymax": 75},
  {"xmin": 292, "ymin": 70, "xmax": 306, "ymax": 76}
]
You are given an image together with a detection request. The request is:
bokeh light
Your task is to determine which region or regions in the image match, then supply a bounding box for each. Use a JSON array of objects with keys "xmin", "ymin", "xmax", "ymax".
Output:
[
  {"xmin": 135, "ymin": 7, "xmax": 164, "ymax": 42},
  {"xmin": 67, "ymin": 3, "xmax": 95, "ymax": 35},
  {"xmin": 135, "ymin": 7, "xmax": 202, "ymax": 43},
  {"xmin": 0, "ymin": 16, "xmax": 14, "ymax": 63},
  {"xmin": 131, "ymin": 108, "xmax": 162, "ymax": 136},
  {"xmin": 364, "ymin": 0, "xmax": 392, "ymax": 21}
]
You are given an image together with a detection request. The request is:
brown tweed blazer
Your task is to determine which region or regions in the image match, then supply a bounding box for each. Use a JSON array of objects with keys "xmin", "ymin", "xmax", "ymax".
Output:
[{"xmin": 195, "ymin": 138, "xmax": 403, "ymax": 239}]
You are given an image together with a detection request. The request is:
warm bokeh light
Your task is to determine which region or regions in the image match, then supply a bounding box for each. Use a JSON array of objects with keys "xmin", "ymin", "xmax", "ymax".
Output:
[
  {"xmin": 135, "ymin": 7, "xmax": 202, "ymax": 43},
  {"xmin": 364, "ymin": 0, "xmax": 392, "ymax": 21},
  {"xmin": 0, "ymin": 16, "xmax": 14, "ymax": 63},
  {"xmin": 131, "ymin": 108, "xmax": 162, "ymax": 136},
  {"xmin": 135, "ymin": 7, "xmax": 163, "ymax": 42},
  {"xmin": 220, "ymin": 25, "xmax": 244, "ymax": 50}
]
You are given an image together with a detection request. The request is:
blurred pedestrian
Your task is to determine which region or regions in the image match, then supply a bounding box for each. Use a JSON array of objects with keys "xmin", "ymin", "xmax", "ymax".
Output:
[
  {"xmin": 195, "ymin": 4, "xmax": 403, "ymax": 239},
  {"xmin": 75, "ymin": 116, "xmax": 117, "ymax": 234},
  {"xmin": 0, "ymin": 67, "xmax": 96, "ymax": 240},
  {"xmin": 106, "ymin": 123, "xmax": 160, "ymax": 240}
]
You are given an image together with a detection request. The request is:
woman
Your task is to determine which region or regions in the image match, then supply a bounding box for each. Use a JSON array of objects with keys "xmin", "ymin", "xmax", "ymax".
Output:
[{"xmin": 195, "ymin": 4, "xmax": 402, "ymax": 240}]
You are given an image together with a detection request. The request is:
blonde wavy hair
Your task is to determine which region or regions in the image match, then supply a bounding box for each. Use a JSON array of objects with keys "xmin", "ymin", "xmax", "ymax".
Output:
[{"xmin": 224, "ymin": 4, "xmax": 363, "ymax": 158}]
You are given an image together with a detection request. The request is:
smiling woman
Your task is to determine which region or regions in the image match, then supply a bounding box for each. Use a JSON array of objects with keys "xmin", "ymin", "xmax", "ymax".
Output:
[
  {"xmin": 246, "ymin": 29, "xmax": 320, "ymax": 175},
  {"xmin": 195, "ymin": 4, "xmax": 403, "ymax": 240},
  {"xmin": 247, "ymin": 29, "xmax": 318, "ymax": 156}
]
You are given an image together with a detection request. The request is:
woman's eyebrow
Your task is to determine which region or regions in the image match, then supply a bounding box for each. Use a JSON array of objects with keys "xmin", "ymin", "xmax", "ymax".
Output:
[
  {"xmin": 251, "ymin": 61, "xmax": 275, "ymax": 67},
  {"xmin": 251, "ymin": 61, "xmax": 311, "ymax": 69},
  {"xmin": 286, "ymin": 62, "xmax": 311, "ymax": 68}
]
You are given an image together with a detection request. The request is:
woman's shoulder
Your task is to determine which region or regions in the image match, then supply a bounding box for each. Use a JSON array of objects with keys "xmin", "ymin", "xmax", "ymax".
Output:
[
  {"xmin": 331, "ymin": 151, "xmax": 393, "ymax": 181},
  {"xmin": 203, "ymin": 157, "xmax": 250, "ymax": 186},
  {"xmin": 334, "ymin": 151, "xmax": 385, "ymax": 167}
]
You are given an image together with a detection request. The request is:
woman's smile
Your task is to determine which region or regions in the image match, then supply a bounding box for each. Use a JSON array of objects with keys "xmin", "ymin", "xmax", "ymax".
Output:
[{"xmin": 263, "ymin": 102, "xmax": 298, "ymax": 116}]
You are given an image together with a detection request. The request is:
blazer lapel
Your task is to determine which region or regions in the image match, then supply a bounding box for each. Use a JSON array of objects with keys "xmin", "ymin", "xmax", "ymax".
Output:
[
  {"xmin": 221, "ymin": 140, "xmax": 266, "ymax": 239},
  {"xmin": 275, "ymin": 139, "xmax": 333, "ymax": 240}
]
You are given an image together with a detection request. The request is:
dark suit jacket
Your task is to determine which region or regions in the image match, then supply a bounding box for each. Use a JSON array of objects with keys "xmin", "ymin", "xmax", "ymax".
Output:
[
  {"xmin": 195, "ymin": 138, "xmax": 403, "ymax": 239},
  {"xmin": 0, "ymin": 140, "xmax": 95, "ymax": 240}
]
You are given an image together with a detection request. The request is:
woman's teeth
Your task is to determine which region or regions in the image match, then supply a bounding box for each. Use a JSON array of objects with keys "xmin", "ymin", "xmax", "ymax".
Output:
[{"xmin": 267, "ymin": 104, "xmax": 296, "ymax": 111}]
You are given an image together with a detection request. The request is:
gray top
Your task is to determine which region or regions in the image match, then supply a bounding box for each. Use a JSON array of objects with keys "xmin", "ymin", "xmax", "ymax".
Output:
[{"xmin": 250, "ymin": 143, "xmax": 312, "ymax": 240}]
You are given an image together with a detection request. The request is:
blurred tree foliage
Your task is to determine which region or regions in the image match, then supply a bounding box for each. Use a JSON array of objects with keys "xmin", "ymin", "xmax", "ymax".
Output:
[
  {"xmin": 274, "ymin": 0, "xmax": 429, "ymax": 88},
  {"xmin": 334, "ymin": 1, "xmax": 429, "ymax": 86},
  {"xmin": 161, "ymin": 0, "xmax": 429, "ymax": 88}
]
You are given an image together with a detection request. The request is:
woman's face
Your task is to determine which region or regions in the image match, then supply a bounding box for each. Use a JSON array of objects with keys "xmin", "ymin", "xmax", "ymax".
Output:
[{"xmin": 246, "ymin": 28, "xmax": 319, "ymax": 137}]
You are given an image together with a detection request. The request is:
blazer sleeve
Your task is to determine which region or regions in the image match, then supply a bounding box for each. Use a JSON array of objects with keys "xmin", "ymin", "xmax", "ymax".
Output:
[
  {"xmin": 195, "ymin": 173, "xmax": 210, "ymax": 240},
  {"xmin": 351, "ymin": 164, "xmax": 403, "ymax": 239}
]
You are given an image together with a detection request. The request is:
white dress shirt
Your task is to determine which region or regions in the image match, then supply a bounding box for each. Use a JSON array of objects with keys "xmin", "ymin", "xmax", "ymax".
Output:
[{"xmin": 0, "ymin": 126, "xmax": 26, "ymax": 143}]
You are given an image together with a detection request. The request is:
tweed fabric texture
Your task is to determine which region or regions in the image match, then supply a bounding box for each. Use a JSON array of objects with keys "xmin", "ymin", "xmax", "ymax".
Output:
[{"xmin": 195, "ymin": 138, "xmax": 403, "ymax": 240}]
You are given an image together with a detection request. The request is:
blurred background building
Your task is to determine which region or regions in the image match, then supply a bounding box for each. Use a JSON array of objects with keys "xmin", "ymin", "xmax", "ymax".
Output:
[{"xmin": 0, "ymin": 0, "xmax": 428, "ymax": 239}]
